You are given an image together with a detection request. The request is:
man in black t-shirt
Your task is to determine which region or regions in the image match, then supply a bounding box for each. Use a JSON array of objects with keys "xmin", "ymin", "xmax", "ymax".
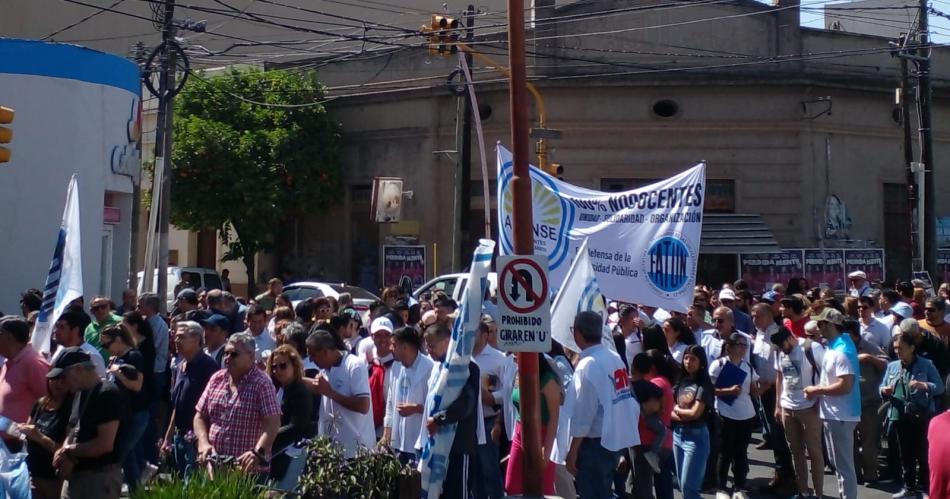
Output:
[{"xmin": 51, "ymin": 347, "xmax": 128, "ymax": 499}]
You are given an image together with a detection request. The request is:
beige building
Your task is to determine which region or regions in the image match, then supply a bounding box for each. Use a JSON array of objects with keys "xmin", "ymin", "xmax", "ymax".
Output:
[{"xmin": 4, "ymin": 0, "xmax": 948, "ymax": 293}]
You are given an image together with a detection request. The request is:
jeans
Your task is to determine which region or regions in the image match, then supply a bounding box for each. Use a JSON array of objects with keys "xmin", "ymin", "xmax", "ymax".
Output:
[
  {"xmin": 475, "ymin": 416, "xmax": 503, "ymax": 499},
  {"xmin": 144, "ymin": 373, "xmax": 169, "ymax": 465},
  {"xmin": 823, "ymin": 420, "xmax": 859, "ymax": 499},
  {"xmin": 719, "ymin": 416, "xmax": 755, "ymax": 491},
  {"xmin": 118, "ymin": 410, "xmax": 149, "ymax": 492},
  {"xmin": 172, "ymin": 432, "xmax": 198, "ymax": 478},
  {"xmin": 576, "ymin": 438, "xmax": 619, "ymax": 499},
  {"xmin": 673, "ymin": 424, "xmax": 709, "ymax": 499},
  {"xmin": 627, "ymin": 446, "xmax": 674, "ymax": 499}
]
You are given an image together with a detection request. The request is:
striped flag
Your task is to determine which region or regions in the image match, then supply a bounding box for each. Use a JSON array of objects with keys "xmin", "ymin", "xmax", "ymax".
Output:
[
  {"xmin": 418, "ymin": 238, "xmax": 494, "ymax": 499},
  {"xmin": 32, "ymin": 175, "xmax": 83, "ymax": 355},
  {"xmin": 551, "ymin": 238, "xmax": 615, "ymax": 354}
]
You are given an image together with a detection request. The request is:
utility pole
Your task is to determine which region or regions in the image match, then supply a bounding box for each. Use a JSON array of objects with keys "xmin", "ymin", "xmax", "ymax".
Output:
[
  {"xmin": 456, "ymin": 5, "xmax": 475, "ymax": 267},
  {"xmin": 917, "ymin": 0, "xmax": 937, "ymax": 278},
  {"xmin": 153, "ymin": 0, "xmax": 178, "ymax": 313},
  {"xmin": 506, "ymin": 0, "xmax": 543, "ymax": 495},
  {"xmin": 899, "ymin": 53, "xmax": 921, "ymax": 270}
]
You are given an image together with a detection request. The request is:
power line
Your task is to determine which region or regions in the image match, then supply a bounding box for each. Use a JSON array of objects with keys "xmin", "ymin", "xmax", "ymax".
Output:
[{"xmin": 44, "ymin": 0, "xmax": 129, "ymax": 40}]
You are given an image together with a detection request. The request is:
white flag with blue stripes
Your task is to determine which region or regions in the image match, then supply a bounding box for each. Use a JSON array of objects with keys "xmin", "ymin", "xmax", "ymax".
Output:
[
  {"xmin": 418, "ymin": 238, "xmax": 494, "ymax": 499},
  {"xmin": 550, "ymin": 237, "xmax": 615, "ymax": 354},
  {"xmin": 32, "ymin": 175, "xmax": 83, "ymax": 355}
]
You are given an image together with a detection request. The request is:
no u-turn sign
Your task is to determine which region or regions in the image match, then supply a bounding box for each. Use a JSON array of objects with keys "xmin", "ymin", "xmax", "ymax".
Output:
[{"xmin": 497, "ymin": 255, "xmax": 551, "ymax": 352}]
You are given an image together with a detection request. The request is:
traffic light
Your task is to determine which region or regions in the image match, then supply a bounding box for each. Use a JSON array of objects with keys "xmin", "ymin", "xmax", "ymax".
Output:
[
  {"xmin": 0, "ymin": 106, "xmax": 12, "ymax": 164},
  {"xmin": 423, "ymin": 15, "xmax": 460, "ymax": 56}
]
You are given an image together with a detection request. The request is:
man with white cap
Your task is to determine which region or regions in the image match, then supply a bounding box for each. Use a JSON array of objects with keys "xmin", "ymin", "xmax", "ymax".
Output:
[
  {"xmin": 848, "ymin": 271, "xmax": 872, "ymax": 298},
  {"xmin": 358, "ymin": 317, "xmax": 393, "ymax": 364},
  {"xmin": 717, "ymin": 289, "xmax": 754, "ymax": 338}
]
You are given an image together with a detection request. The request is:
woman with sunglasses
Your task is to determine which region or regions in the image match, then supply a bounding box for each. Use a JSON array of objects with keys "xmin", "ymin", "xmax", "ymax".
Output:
[
  {"xmin": 99, "ymin": 324, "xmax": 151, "ymax": 493},
  {"xmin": 266, "ymin": 345, "xmax": 315, "ymax": 481},
  {"xmin": 708, "ymin": 333, "xmax": 760, "ymax": 499}
]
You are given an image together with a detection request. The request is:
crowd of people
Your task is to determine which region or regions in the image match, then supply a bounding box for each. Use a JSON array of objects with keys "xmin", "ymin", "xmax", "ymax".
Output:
[{"xmin": 0, "ymin": 271, "xmax": 949, "ymax": 499}]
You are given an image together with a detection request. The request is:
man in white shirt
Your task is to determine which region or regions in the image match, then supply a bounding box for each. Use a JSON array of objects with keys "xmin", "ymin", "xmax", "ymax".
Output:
[
  {"xmin": 858, "ymin": 296, "xmax": 891, "ymax": 350},
  {"xmin": 566, "ymin": 311, "xmax": 640, "ymax": 499},
  {"xmin": 304, "ymin": 330, "xmax": 375, "ymax": 459},
  {"xmin": 382, "ymin": 327, "xmax": 433, "ymax": 465},
  {"xmin": 52, "ymin": 309, "xmax": 106, "ymax": 378},
  {"xmin": 772, "ymin": 326, "xmax": 826, "ymax": 499},
  {"xmin": 701, "ymin": 307, "xmax": 752, "ymax": 365},
  {"xmin": 847, "ymin": 271, "xmax": 873, "ymax": 298},
  {"xmin": 358, "ymin": 317, "xmax": 392, "ymax": 364},
  {"xmin": 472, "ymin": 321, "xmax": 513, "ymax": 499},
  {"xmin": 243, "ymin": 304, "xmax": 275, "ymax": 363},
  {"xmin": 803, "ymin": 308, "xmax": 861, "ymax": 499}
]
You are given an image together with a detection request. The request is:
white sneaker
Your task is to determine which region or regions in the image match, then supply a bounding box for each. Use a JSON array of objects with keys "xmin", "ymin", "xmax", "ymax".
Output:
[
  {"xmin": 732, "ymin": 491, "xmax": 749, "ymax": 499},
  {"xmin": 140, "ymin": 462, "xmax": 159, "ymax": 486},
  {"xmin": 715, "ymin": 491, "xmax": 732, "ymax": 499}
]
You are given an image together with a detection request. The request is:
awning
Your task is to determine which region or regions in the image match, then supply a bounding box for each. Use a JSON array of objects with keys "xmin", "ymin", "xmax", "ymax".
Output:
[{"xmin": 700, "ymin": 214, "xmax": 780, "ymax": 254}]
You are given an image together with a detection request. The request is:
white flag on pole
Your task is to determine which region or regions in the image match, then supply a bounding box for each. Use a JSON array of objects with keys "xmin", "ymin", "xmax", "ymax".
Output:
[
  {"xmin": 551, "ymin": 238, "xmax": 615, "ymax": 354},
  {"xmin": 32, "ymin": 175, "xmax": 83, "ymax": 355}
]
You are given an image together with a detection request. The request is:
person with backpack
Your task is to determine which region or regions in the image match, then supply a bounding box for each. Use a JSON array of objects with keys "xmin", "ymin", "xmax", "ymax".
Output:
[
  {"xmin": 880, "ymin": 331, "xmax": 945, "ymax": 498},
  {"xmin": 772, "ymin": 325, "xmax": 826, "ymax": 499}
]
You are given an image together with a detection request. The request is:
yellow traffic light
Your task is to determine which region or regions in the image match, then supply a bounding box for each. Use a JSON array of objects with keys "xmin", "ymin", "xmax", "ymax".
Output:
[
  {"xmin": 0, "ymin": 106, "xmax": 13, "ymax": 164},
  {"xmin": 422, "ymin": 15, "xmax": 460, "ymax": 56}
]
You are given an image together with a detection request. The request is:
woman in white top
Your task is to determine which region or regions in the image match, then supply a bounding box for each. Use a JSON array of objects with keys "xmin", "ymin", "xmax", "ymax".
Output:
[
  {"xmin": 382, "ymin": 327, "xmax": 434, "ymax": 465},
  {"xmin": 708, "ymin": 332, "xmax": 760, "ymax": 499},
  {"xmin": 663, "ymin": 317, "xmax": 696, "ymax": 365}
]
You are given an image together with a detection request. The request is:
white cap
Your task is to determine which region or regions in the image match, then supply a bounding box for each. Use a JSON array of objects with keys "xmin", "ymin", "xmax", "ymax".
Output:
[
  {"xmin": 718, "ymin": 289, "xmax": 737, "ymax": 302},
  {"xmin": 848, "ymin": 270, "xmax": 867, "ymax": 280},
  {"xmin": 370, "ymin": 317, "xmax": 394, "ymax": 334}
]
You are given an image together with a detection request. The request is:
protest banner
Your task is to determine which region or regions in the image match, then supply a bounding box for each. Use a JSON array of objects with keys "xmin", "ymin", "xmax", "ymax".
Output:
[
  {"xmin": 497, "ymin": 145, "xmax": 705, "ymax": 313},
  {"xmin": 739, "ymin": 250, "xmax": 804, "ymax": 293},
  {"xmin": 843, "ymin": 249, "xmax": 886, "ymax": 283},
  {"xmin": 381, "ymin": 245, "xmax": 426, "ymax": 290},
  {"xmin": 800, "ymin": 248, "xmax": 846, "ymax": 292}
]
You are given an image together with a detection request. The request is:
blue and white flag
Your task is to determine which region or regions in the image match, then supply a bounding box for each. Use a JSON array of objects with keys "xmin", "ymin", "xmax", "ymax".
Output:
[
  {"xmin": 550, "ymin": 238, "xmax": 615, "ymax": 354},
  {"xmin": 418, "ymin": 238, "xmax": 495, "ymax": 499},
  {"xmin": 32, "ymin": 175, "xmax": 83, "ymax": 355}
]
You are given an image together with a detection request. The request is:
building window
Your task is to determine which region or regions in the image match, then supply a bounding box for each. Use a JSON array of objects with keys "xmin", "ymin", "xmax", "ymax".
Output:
[{"xmin": 600, "ymin": 178, "xmax": 735, "ymax": 213}]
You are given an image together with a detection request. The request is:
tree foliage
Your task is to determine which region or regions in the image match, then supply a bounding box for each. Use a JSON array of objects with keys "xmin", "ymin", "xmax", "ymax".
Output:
[{"xmin": 171, "ymin": 68, "xmax": 341, "ymax": 290}]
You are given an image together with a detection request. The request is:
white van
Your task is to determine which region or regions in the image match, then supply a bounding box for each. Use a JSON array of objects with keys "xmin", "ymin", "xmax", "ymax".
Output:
[
  {"xmin": 413, "ymin": 272, "xmax": 498, "ymax": 303},
  {"xmin": 136, "ymin": 266, "xmax": 222, "ymax": 310}
]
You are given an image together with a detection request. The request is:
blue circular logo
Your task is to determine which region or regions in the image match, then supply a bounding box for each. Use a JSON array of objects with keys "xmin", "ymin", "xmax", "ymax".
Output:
[{"xmin": 644, "ymin": 236, "xmax": 692, "ymax": 294}]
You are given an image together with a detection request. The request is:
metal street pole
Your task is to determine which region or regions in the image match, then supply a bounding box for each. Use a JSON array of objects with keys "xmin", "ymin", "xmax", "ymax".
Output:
[
  {"xmin": 917, "ymin": 0, "xmax": 937, "ymax": 277},
  {"xmin": 456, "ymin": 5, "xmax": 476, "ymax": 266},
  {"xmin": 900, "ymin": 55, "xmax": 921, "ymax": 270},
  {"xmin": 507, "ymin": 0, "xmax": 543, "ymax": 495}
]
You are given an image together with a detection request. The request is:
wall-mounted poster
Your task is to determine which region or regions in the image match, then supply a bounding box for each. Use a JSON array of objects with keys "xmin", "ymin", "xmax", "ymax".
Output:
[
  {"xmin": 739, "ymin": 250, "xmax": 805, "ymax": 293},
  {"xmin": 382, "ymin": 245, "xmax": 426, "ymax": 292},
  {"xmin": 843, "ymin": 249, "xmax": 886, "ymax": 284},
  {"xmin": 801, "ymin": 248, "xmax": 846, "ymax": 292}
]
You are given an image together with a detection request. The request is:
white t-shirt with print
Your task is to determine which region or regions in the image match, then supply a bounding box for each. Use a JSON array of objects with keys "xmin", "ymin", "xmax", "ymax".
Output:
[
  {"xmin": 774, "ymin": 339, "xmax": 825, "ymax": 410},
  {"xmin": 818, "ymin": 347, "xmax": 859, "ymax": 422},
  {"xmin": 709, "ymin": 357, "xmax": 758, "ymax": 421}
]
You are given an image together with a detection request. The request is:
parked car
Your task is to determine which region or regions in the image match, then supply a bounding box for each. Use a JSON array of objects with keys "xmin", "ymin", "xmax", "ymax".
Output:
[
  {"xmin": 413, "ymin": 272, "xmax": 498, "ymax": 303},
  {"xmin": 136, "ymin": 266, "xmax": 222, "ymax": 310},
  {"xmin": 282, "ymin": 282, "xmax": 380, "ymax": 319}
]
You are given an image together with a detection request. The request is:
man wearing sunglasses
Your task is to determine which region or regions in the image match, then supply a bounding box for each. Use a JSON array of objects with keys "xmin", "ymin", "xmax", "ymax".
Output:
[
  {"xmin": 84, "ymin": 297, "xmax": 121, "ymax": 362},
  {"xmin": 919, "ymin": 298, "xmax": 950, "ymax": 342},
  {"xmin": 194, "ymin": 333, "xmax": 280, "ymax": 474},
  {"xmin": 857, "ymin": 296, "xmax": 891, "ymax": 351}
]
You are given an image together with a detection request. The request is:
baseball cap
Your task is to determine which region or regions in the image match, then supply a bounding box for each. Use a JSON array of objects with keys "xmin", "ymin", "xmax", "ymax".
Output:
[
  {"xmin": 761, "ymin": 291, "xmax": 780, "ymax": 304},
  {"xmin": 770, "ymin": 327, "xmax": 793, "ymax": 347},
  {"xmin": 848, "ymin": 270, "xmax": 867, "ymax": 280},
  {"xmin": 810, "ymin": 308, "xmax": 845, "ymax": 326},
  {"xmin": 176, "ymin": 288, "xmax": 198, "ymax": 302},
  {"xmin": 198, "ymin": 313, "xmax": 231, "ymax": 331},
  {"xmin": 47, "ymin": 347, "xmax": 93, "ymax": 378},
  {"xmin": 890, "ymin": 302, "xmax": 915, "ymax": 320},
  {"xmin": 718, "ymin": 289, "xmax": 737, "ymax": 302},
  {"xmin": 370, "ymin": 317, "xmax": 394, "ymax": 334}
]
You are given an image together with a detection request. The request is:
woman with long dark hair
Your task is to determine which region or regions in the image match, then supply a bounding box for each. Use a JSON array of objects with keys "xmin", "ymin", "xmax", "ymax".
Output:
[
  {"xmin": 505, "ymin": 353, "xmax": 562, "ymax": 495},
  {"xmin": 671, "ymin": 344, "xmax": 714, "ymax": 499},
  {"xmin": 663, "ymin": 317, "xmax": 696, "ymax": 364}
]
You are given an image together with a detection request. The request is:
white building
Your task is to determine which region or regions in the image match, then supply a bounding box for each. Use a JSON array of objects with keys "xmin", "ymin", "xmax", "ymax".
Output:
[
  {"xmin": 824, "ymin": 0, "xmax": 917, "ymax": 39},
  {"xmin": 0, "ymin": 39, "xmax": 140, "ymax": 315}
]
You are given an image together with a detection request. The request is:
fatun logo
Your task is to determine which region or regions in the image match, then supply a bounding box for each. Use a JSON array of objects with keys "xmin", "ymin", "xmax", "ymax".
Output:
[{"xmin": 642, "ymin": 234, "xmax": 694, "ymax": 297}]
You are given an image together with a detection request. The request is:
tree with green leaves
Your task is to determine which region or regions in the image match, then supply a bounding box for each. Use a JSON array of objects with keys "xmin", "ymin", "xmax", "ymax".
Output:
[{"xmin": 171, "ymin": 68, "xmax": 341, "ymax": 293}]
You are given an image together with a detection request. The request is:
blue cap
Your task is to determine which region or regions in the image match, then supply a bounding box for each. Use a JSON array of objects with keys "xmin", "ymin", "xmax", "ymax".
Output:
[
  {"xmin": 761, "ymin": 291, "xmax": 780, "ymax": 304},
  {"xmin": 198, "ymin": 313, "xmax": 230, "ymax": 331}
]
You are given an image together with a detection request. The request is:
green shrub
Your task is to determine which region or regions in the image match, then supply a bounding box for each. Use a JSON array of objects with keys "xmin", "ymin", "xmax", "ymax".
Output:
[
  {"xmin": 133, "ymin": 467, "xmax": 265, "ymax": 499},
  {"xmin": 297, "ymin": 437, "xmax": 416, "ymax": 499}
]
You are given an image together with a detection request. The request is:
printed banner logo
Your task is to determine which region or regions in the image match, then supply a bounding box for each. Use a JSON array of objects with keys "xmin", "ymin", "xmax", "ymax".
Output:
[
  {"xmin": 643, "ymin": 234, "xmax": 694, "ymax": 297},
  {"xmin": 500, "ymin": 163, "xmax": 572, "ymax": 269}
]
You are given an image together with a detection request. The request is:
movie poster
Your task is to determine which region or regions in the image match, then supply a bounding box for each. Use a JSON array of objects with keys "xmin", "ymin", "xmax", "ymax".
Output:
[
  {"xmin": 844, "ymin": 249, "xmax": 886, "ymax": 283},
  {"xmin": 801, "ymin": 249, "xmax": 846, "ymax": 292},
  {"xmin": 739, "ymin": 250, "xmax": 805, "ymax": 293},
  {"xmin": 382, "ymin": 245, "xmax": 426, "ymax": 291}
]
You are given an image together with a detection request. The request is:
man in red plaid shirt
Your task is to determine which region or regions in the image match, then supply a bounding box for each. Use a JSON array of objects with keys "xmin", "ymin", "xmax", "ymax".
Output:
[{"xmin": 194, "ymin": 333, "xmax": 281, "ymax": 473}]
